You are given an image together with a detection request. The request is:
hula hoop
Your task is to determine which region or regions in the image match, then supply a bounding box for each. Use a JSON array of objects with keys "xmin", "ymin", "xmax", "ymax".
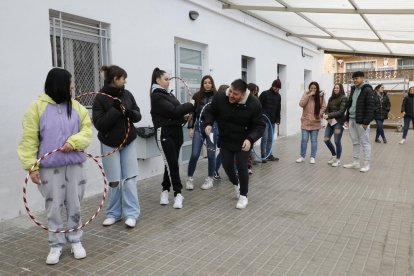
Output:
[
  {"xmin": 251, "ymin": 113, "xmax": 275, "ymax": 160},
  {"xmin": 196, "ymin": 102, "xmax": 218, "ymax": 152},
  {"xmin": 75, "ymin": 92, "xmax": 131, "ymax": 158},
  {"xmin": 169, "ymin": 76, "xmax": 192, "ymax": 100},
  {"xmin": 23, "ymin": 148, "xmax": 107, "ymax": 233}
]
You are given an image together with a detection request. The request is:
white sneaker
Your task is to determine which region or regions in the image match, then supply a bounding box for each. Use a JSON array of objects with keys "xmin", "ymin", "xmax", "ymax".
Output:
[
  {"xmin": 125, "ymin": 218, "xmax": 136, "ymax": 228},
  {"xmin": 296, "ymin": 157, "xmax": 305, "ymax": 163},
  {"xmin": 234, "ymin": 184, "xmax": 240, "ymax": 199},
  {"xmin": 46, "ymin": 246, "xmax": 62, "ymax": 265},
  {"xmin": 160, "ymin": 190, "xmax": 169, "ymax": 205},
  {"xmin": 102, "ymin": 217, "xmax": 120, "ymax": 226},
  {"xmin": 236, "ymin": 195, "xmax": 248, "ymax": 209},
  {"xmin": 360, "ymin": 162, "xmax": 370, "ymax": 173},
  {"xmin": 173, "ymin": 193, "xmax": 184, "ymax": 209},
  {"xmin": 201, "ymin": 177, "xmax": 213, "ymax": 190},
  {"xmin": 310, "ymin": 157, "xmax": 316, "ymax": 164},
  {"xmin": 328, "ymin": 156, "xmax": 336, "ymax": 164},
  {"xmin": 343, "ymin": 161, "xmax": 360, "ymax": 169},
  {"xmin": 248, "ymin": 169, "xmax": 253, "ymax": 175},
  {"xmin": 71, "ymin": 242, "xmax": 86, "ymax": 260},
  {"xmin": 332, "ymin": 160, "xmax": 341, "ymax": 167},
  {"xmin": 399, "ymin": 139, "xmax": 406, "ymax": 145},
  {"xmin": 185, "ymin": 177, "xmax": 194, "ymax": 190}
]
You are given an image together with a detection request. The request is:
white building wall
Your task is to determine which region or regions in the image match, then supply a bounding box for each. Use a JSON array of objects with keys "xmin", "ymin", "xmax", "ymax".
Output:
[{"xmin": 0, "ymin": 0, "xmax": 326, "ymax": 221}]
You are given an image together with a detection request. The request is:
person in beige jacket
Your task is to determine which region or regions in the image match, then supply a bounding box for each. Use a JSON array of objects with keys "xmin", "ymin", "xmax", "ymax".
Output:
[{"xmin": 296, "ymin": 81, "xmax": 327, "ymax": 164}]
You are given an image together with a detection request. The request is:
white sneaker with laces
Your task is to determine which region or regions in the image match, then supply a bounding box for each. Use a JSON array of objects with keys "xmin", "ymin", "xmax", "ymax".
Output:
[
  {"xmin": 332, "ymin": 160, "xmax": 341, "ymax": 167},
  {"xmin": 160, "ymin": 190, "xmax": 169, "ymax": 205},
  {"xmin": 234, "ymin": 184, "xmax": 240, "ymax": 199},
  {"xmin": 71, "ymin": 242, "xmax": 86, "ymax": 260},
  {"xmin": 125, "ymin": 218, "xmax": 136, "ymax": 228},
  {"xmin": 399, "ymin": 139, "xmax": 406, "ymax": 145},
  {"xmin": 343, "ymin": 161, "xmax": 360, "ymax": 169},
  {"xmin": 360, "ymin": 161, "xmax": 370, "ymax": 173},
  {"xmin": 296, "ymin": 157, "xmax": 305, "ymax": 163},
  {"xmin": 46, "ymin": 246, "xmax": 62, "ymax": 265},
  {"xmin": 310, "ymin": 157, "xmax": 316, "ymax": 164},
  {"xmin": 248, "ymin": 169, "xmax": 253, "ymax": 175},
  {"xmin": 173, "ymin": 193, "xmax": 184, "ymax": 209},
  {"xmin": 185, "ymin": 177, "xmax": 194, "ymax": 190},
  {"xmin": 328, "ymin": 156, "xmax": 336, "ymax": 164},
  {"xmin": 102, "ymin": 217, "xmax": 120, "ymax": 226},
  {"xmin": 236, "ymin": 195, "xmax": 248, "ymax": 209},
  {"xmin": 201, "ymin": 177, "xmax": 213, "ymax": 190}
]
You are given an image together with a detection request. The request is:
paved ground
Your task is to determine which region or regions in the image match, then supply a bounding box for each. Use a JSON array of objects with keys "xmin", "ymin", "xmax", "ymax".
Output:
[{"xmin": 1, "ymin": 129, "xmax": 414, "ymax": 276}]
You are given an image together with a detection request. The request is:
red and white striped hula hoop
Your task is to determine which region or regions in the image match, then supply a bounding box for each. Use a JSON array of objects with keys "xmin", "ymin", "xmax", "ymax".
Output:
[
  {"xmin": 23, "ymin": 148, "xmax": 107, "ymax": 233},
  {"xmin": 75, "ymin": 91, "xmax": 131, "ymax": 158},
  {"xmin": 169, "ymin": 76, "xmax": 192, "ymax": 100}
]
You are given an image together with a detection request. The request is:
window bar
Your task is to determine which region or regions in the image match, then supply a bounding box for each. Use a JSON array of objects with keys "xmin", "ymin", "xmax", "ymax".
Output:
[
  {"xmin": 52, "ymin": 18, "xmax": 58, "ymax": 67},
  {"xmin": 59, "ymin": 12, "xmax": 65, "ymax": 68}
]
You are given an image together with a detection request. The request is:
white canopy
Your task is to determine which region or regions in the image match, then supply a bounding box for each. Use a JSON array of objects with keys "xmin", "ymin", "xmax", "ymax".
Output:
[{"xmin": 221, "ymin": 0, "xmax": 414, "ymax": 57}]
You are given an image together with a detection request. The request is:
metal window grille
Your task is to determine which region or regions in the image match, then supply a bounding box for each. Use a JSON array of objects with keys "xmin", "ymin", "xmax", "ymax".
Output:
[
  {"xmin": 49, "ymin": 10, "xmax": 110, "ymax": 107},
  {"xmin": 345, "ymin": 61, "xmax": 375, "ymax": 72},
  {"xmin": 397, "ymin": 59, "xmax": 414, "ymax": 70}
]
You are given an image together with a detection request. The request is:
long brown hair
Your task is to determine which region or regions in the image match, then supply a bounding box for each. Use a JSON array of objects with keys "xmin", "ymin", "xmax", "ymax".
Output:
[
  {"xmin": 193, "ymin": 75, "xmax": 217, "ymax": 105},
  {"xmin": 309, "ymin": 81, "xmax": 322, "ymax": 118}
]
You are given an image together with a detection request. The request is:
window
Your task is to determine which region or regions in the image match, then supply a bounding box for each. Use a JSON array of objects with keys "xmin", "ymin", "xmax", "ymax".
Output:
[
  {"xmin": 241, "ymin": 56, "xmax": 256, "ymax": 83},
  {"xmin": 241, "ymin": 56, "xmax": 248, "ymax": 82},
  {"xmin": 345, "ymin": 61, "xmax": 375, "ymax": 72},
  {"xmin": 50, "ymin": 10, "xmax": 110, "ymax": 107},
  {"xmin": 397, "ymin": 59, "xmax": 414, "ymax": 69}
]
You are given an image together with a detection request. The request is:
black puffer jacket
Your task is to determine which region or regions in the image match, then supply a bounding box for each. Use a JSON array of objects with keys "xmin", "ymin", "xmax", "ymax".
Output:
[
  {"xmin": 374, "ymin": 92, "xmax": 391, "ymax": 120},
  {"xmin": 401, "ymin": 93, "xmax": 414, "ymax": 118},
  {"xmin": 204, "ymin": 91, "xmax": 265, "ymax": 151},
  {"xmin": 259, "ymin": 88, "xmax": 281, "ymax": 124},
  {"xmin": 187, "ymin": 91, "xmax": 214, "ymax": 129},
  {"xmin": 92, "ymin": 84, "xmax": 141, "ymax": 147},
  {"xmin": 326, "ymin": 94, "xmax": 348, "ymax": 125},
  {"xmin": 345, "ymin": 83, "xmax": 375, "ymax": 125},
  {"xmin": 150, "ymin": 85, "xmax": 194, "ymax": 128}
]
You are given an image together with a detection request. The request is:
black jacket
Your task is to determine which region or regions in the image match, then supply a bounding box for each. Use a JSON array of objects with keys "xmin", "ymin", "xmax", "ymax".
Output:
[
  {"xmin": 345, "ymin": 83, "xmax": 375, "ymax": 125},
  {"xmin": 326, "ymin": 94, "xmax": 348, "ymax": 125},
  {"xmin": 187, "ymin": 91, "xmax": 215, "ymax": 129},
  {"xmin": 401, "ymin": 93, "xmax": 414, "ymax": 118},
  {"xmin": 92, "ymin": 84, "xmax": 141, "ymax": 148},
  {"xmin": 150, "ymin": 86, "xmax": 194, "ymax": 128},
  {"xmin": 204, "ymin": 91, "xmax": 265, "ymax": 151},
  {"xmin": 374, "ymin": 92, "xmax": 391, "ymax": 120},
  {"xmin": 259, "ymin": 88, "xmax": 281, "ymax": 124}
]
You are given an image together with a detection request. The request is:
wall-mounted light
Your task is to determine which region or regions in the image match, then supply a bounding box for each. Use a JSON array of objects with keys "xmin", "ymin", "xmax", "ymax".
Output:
[{"xmin": 189, "ymin": 10, "xmax": 199, "ymax": 20}]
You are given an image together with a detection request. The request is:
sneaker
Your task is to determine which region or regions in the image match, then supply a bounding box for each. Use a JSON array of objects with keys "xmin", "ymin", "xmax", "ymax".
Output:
[
  {"xmin": 375, "ymin": 139, "xmax": 381, "ymax": 143},
  {"xmin": 46, "ymin": 246, "xmax": 62, "ymax": 265},
  {"xmin": 160, "ymin": 190, "xmax": 169, "ymax": 205},
  {"xmin": 310, "ymin": 157, "xmax": 316, "ymax": 164},
  {"xmin": 383, "ymin": 138, "xmax": 387, "ymax": 144},
  {"xmin": 102, "ymin": 217, "xmax": 121, "ymax": 226},
  {"xmin": 343, "ymin": 161, "xmax": 360, "ymax": 169},
  {"xmin": 125, "ymin": 218, "xmax": 136, "ymax": 228},
  {"xmin": 248, "ymin": 169, "xmax": 253, "ymax": 175},
  {"xmin": 234, "ymin": 184, "xmax": 240, "ymax": 199},
  {"xmin": 360, "ymin": 161, "xmax": 370, "ymax": 173},
  {"xmin": 201, "ymin": 177, "xmax": 213, "ymax": 190},
  {"xmin": 266, "ymin": 155, "xmax": 279, "ymax": 161},
  {"xmin": 331, "ymin": 160, "xmax": 341, "ymax": 167},
  {"xmin": 236, "ymin": 195, "xmax": 248, "ymax": 209},
  {"xmin": 327, "ymin": 156, "xmax": 336, "ymax": 164},
  {"xmin": 173, "ymin": 194, "xmax": 184, "ymax": 209},
  {"xmin": 296, "ymin": 157, "xmax": 305, "ymax": 163},
  {"xmin": 261, "ymin": 159, "xmax": 267, "ymax": 164},
  {"xmin": 399, "ymin": 139, "xmax": 406, "ymax": 145},
  {"xmin": 71, "ymin": 242, "xmax": 86, "ymax": 260},
  {"xmin": 185, "ymin": 177, "xmax": 194, "ymax": 190},
  {"xmin": 213, "ymin": 172, "xmax": 221, "ymax": 181}
]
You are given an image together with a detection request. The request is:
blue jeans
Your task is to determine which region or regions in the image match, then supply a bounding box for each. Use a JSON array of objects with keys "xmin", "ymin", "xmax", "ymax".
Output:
[
  {"xmin": 324, "ymin": 123, "xmax": 344, "ymax": 159},
  {"xmin": 375, "ymin": 119, "xmax": 386, "ymax": 140},
  {"xmin": 402, "ymin": 116, "xmax": 414, "ymax": 139},
  {"xmin": 101, "ymin": 141, "xmax": 140, "ymax": 220},
  {"xmin": 260, "ymin": 123, "xmax": 275, "ymax": 158},
  {"xmin": 300, "ymin": 129, "xmax": 319, "ymax": 158},
  {"xmin": 187, "ymin": 122, "xmax": 218, "ymax": 177}
]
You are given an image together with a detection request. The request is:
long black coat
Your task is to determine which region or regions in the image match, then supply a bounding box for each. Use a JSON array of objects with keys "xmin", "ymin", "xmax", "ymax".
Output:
[
  {"xmin": 401, "ymin": 94, "xmax": 414, "ymax": 118},
  {"xmin": 259, "ymin": 88, "xmax": 281, "ymax": 124},
  {"xmin": 374, "ymin": 92, "xmax": 391, "ymax": 120},
  {"xmin": 204, "ymin": 91, "xmax": 265, "ymax": 151},
  {"xmin": 345, "ymin": 83, "xmax": 375, "ymax": 125}
]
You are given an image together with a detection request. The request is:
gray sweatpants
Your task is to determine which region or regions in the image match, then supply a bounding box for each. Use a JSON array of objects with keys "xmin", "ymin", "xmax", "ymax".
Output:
[
  {"xmin": 38, "ymin": 164, "xmax": 86, "ymax": 247},
  {"xmin": 348, "ymin": 119, "xmax": 371, "ymax": 162}
]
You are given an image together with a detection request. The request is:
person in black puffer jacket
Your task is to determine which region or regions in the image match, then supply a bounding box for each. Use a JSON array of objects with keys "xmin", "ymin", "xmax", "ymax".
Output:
[
  {"xmin": 150, "ymin": 68, "xmax": 194, "ymax": 209},
  {"xmin": 373, "ymin": 84, "xmax": 391, "ymax": 143},
  {"xmin": 399, "ymin": 86, "xmax": 414, "ymax": 144},
  {"xmin": 92, "ymin": 65, "xmax": 142, "ymax": 228},
  {"xmin": 343, "ymin": 71, "xmax": 375, "ymax": 172},
  {"xmin": 204, "ymin": 79, "xmax": 265, "ymax": 210},
  {"xmin": 322, "ymin": 83, "xmax": 348, "ymax": 167}
]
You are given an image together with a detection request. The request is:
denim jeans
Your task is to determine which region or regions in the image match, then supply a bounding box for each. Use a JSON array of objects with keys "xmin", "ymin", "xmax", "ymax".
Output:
[
  {"xmin": 402, "ymin": 116, "xmax": 414, "ymax": 139},
  {"xmin": 324, "ymin": 123, "xmax": 344, "ymax": 159},
  {"xmin": 348, "ymin": 119, "xmax": 371, "ymax": 162},
  {"xmin": 260, "ymin": 123, "xmax": 275, "ymax": 158},
  {"xmin": 187, "ymin": 122, "xmax": 218, "ymax": 177},
  {"xmin": 300, "ymin": 129, "xmax": 319, "ymax": 158},
  {"xmin": 101, "ymin": 141, "xmax": 140, "ymax": 220},
  {"xmin": 375, "ymin": 119, "xmax": 385, "ymax": 140}
]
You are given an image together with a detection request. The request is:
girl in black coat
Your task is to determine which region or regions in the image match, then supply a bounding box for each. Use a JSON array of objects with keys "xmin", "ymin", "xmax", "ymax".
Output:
[
  {"xmin": 400, "ymin": 86, "xmax": 414, "ymax": 144},
  {"xmin": 373, "ymin": 84, "xmax": 391, "ymax": 143}
]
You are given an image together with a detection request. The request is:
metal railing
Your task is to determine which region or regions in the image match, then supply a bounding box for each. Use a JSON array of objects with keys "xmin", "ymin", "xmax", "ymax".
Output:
[{"xmin": 334, "ymin": 69, "xmax": 414, "ymax": 84}]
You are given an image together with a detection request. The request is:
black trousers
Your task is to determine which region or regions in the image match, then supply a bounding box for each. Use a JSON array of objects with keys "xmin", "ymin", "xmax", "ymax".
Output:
[
  {"xmin": 156, "ymin": 126, "xmax": 183, "ymax": 196},
  {"xmin": 220, "ymin": 147, "xmax": 250, "ymax": 197}
]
